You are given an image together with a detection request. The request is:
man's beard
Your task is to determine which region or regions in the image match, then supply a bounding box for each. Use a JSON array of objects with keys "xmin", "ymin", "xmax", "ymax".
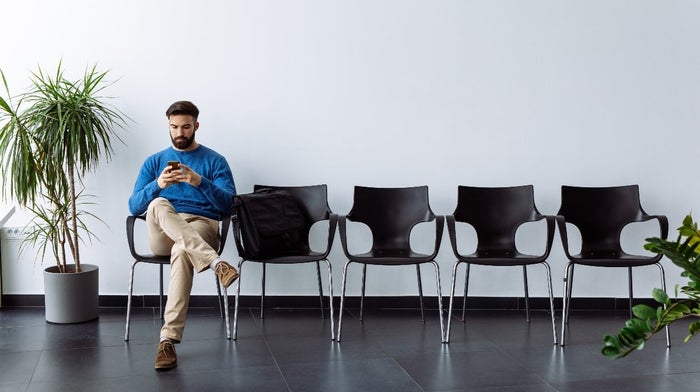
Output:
[{"xmin": 171, "ymin": 135, "xmax": 194, "ymax": 150}]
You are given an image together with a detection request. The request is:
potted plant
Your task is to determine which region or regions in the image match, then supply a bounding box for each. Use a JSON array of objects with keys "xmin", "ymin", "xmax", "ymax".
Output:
[
  {"xmin": 0, "ymin": 62, "xmax": 127, "ymax": 323},
  {"xmin": 602, "ymin": 213, "xmax": 700, "ymax": 359}
]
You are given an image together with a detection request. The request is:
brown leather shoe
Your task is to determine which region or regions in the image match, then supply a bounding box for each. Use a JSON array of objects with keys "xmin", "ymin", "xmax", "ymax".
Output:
[
  {"xmin": 154, "ymin": 340, "xmax": 177, "ymax": 369},
  {"xmin": 214, "ymin": 261, "xmax": 239, "ymax": 288}
]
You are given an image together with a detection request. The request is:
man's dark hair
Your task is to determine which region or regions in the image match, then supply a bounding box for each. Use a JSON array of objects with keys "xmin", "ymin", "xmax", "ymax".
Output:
[{"xmin": 166, "ymin": 101, "xmax": 199, "ymax": 120}]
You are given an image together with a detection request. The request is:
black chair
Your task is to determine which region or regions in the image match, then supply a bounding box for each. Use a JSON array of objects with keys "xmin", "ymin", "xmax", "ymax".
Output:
[
  {"xmin": 231, "ymin": 184, "xmax": 337, "ymax": 340},
  {"xmin": 337, "ymin": 186, "xmax": 445, "ymax": 342},
  {"xmin": 124, "ymin": 215, "xmax": 231, "ymax": 340},
  {"xmin": 444, "ymin": 185, "xmax": 557, "ymax": 344},
  {"xmin": 557, "ymin": 185, "xmax": 670, "ymax": 346}
]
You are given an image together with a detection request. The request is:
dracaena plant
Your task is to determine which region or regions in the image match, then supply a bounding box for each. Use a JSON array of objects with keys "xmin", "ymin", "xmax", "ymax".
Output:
[
  {"xmin": 602, "ymin": 214, "xmax": 700, "ymax": 359},
  {"xmin": 0, "ymin": 62, "xmax": 127, "ymax": 273}
]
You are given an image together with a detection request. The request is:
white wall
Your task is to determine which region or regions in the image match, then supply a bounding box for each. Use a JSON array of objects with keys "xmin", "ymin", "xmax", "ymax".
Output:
[{"xmin": 1, "ymin": 0, "xmax": 699, "ymax": 300}]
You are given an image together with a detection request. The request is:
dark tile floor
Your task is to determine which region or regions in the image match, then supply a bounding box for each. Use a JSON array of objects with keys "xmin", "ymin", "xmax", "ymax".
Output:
[{"xmin": 0, "ymin": 305, "xmax": 698, "ymax": 392}]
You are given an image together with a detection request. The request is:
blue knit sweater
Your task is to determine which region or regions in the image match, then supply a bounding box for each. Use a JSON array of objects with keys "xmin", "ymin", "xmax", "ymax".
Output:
[{"xmin": 128, "ymin": 145, "xmax": 237, "ymax": 220}]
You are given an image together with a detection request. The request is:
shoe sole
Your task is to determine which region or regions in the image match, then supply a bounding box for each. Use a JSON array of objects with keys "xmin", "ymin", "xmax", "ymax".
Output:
[{"xmin": 155, "ymin": 362, "xmax": 177, "ymax": 370}]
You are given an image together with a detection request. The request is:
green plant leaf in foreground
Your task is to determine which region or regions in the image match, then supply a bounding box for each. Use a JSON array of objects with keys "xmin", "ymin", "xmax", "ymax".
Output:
[{"xmin": 602, "ymin": 214, "xmax": 700, "ymax": 359}]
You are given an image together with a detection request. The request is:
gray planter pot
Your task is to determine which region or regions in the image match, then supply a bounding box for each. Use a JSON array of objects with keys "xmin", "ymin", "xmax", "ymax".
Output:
[{"xmin": 43, "ymin": 264, "xmax": 99, "ymax": 323}]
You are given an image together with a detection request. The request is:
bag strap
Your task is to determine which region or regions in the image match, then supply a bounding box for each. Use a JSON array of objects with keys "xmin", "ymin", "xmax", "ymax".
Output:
[{"xmin": 231, "ymin": 198, "xmax": 247, "ymax": 257}]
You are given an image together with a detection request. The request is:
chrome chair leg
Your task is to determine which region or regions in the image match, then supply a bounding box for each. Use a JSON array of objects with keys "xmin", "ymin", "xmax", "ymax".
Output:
[
  {"xmin": 566, "ymin": 264, "xmax": 575, "ymax": 324},
  {"xmin": 359, "ymin": 264, "xmax": 367, "ymax": 321},
  {"xmin": 628, "ymin": 267, "xmax": 634, "ymax": 319},
  {"xmin": 416, "ymin": 265, "xmax": 425, "ymax": 323},
  {"xmin": 461, "ymin": 264, "xmax": 470, "ymax": 322},
  {"xmin": 223, "ymin": 283, "xmax": 231, "ymax": 339},
  {"xmin": 159, "ymin": 264, "xmax": 165, "ymax": 319},
  {"xmin": 523, "ymin": 265, "xmax": 530, "ymax": 323},
  {"xmin": 316, "ymin": 261, "xmax": 325, "ymax": 319},
  {"xmin": 656, "ymin": 263, "xmax": 671, "ymax": 347},
  {"xmin": 431, "ymin": 261, "xmax": 445, "ymax": 343},
  {"xmin": 336, "ymin": 261, "xmax": 352, "ymax": 342},
  {"xmin": 543, "ymin": 262, "xmax": 557, "ymax": 345},
  {"xmin": 124, "ymin": 260, "xmax": 139, "ymax": 341},
  {"xmin": 560, "ymin": 263, "xmax": 575, "ymax": 346},
  {"xmin": 233, "ymin": 260, "xmax": 245, "ymax": 340},
  {"xmin": 260, "ymin": 262, "xmax": 266, "ymax": 319},
  {"xmin": 215, "ymin": 276, "xmax": 223, "ymax": 318},
  {"xmin": 322, "ymin": 259, "xmax": 335, "ymax": 340},
  {"xmin": 445, "ymin": 261, "xmax": 462, "ymax": 344}
]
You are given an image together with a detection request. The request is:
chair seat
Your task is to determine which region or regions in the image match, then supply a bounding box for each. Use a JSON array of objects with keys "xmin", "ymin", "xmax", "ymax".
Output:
[
  {"xmin": 135, "ymin": 254, "xmax": 170, "ymax": 264},
  {"xmin": 255, "ymin": 251, "xmax": 328, "ymax": 264},
  {"xmin": 456, "ymin": 250, "xmax": 547, "ymax": 266},
  {"xmin": 568, "ymin": 252, "xmax": 660, "ymax": 267},
  {"xmin": 348, "ymin": 249, "xmax": 434, "ymax": 265}
]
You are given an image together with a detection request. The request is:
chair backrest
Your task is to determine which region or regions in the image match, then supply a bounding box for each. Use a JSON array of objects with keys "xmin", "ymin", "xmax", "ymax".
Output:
[
  {"xmin": 557, "ymin": 185, "xmax": 645, "ymax": 254},
  {"xmin": 253, "ymin": 184, "xmax": 332, "ymax": 249},
  {"xmin": 347, "ymin": 185, "xmax": 435, "ymax": 251},
  {"xmin": 253, "ymin": 184, "xmax": 332, "ymax": 224},
  {"xmin": 453, "ymin": 185, "xmax": 539, "ymax": 253}
]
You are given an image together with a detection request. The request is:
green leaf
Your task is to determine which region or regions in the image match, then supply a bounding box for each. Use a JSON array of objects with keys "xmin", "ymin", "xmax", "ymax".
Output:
[
  {"xmin": 601, "ymin": 346, "xmax": 621, "ymax": 358},
  {"xmin": 682, "ymin": 214, "xmax": 694, "ymax": 227},
  {"xmin": 657, "ymin": 306, "xmax": 665, "ymax": 322},
  {"xmin": 632, "ymin": 304, "xmax": 658, "ymax": 320},
  {"xmin": 0, "ymin": 95, "xmax": 11, "ymax": 113},
  {"xmin": 652, "ymin": 288, "xmax": 670, "ymax": 305},
  {"xmin": 602, "ymin": 335, "xmax": 620, "ymax": 348},
  {"xmin": 688, "ymin": 321, "xmax": 700, "ymax": 336},
  {"xmin": 674, "ymin": 303, "xmax": 691, "ymax": 314},
  {"xmin": 620, "ymin": 328, "xmax": 644, "ymax": 345}
]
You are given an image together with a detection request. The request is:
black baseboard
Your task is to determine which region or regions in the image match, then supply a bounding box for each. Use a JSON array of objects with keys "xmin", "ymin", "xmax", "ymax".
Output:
[{"xmin": 0, "ymin": 294, "xmax": 658, "ymax": 311}]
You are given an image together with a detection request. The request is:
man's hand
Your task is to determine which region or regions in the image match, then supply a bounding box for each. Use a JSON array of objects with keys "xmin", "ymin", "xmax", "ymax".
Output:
[
  {"xmin": 177, "ymin": 164, "xmax": 202, "ymax": 187},
  {"xmin": 157, "ymin": 164, "xmax": 202, "ymax": 189}
]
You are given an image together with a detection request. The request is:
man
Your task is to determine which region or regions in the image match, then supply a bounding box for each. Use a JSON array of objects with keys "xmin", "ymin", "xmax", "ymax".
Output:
[{"xmin": 128, "ymin": 100, "xmax": 238, "ymax": 370}]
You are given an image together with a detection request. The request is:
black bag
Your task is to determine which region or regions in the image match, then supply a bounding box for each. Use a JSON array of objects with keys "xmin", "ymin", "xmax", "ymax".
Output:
[{"xmin": 232, "ymin": 190, "xmax": 307, "ymax": 258}]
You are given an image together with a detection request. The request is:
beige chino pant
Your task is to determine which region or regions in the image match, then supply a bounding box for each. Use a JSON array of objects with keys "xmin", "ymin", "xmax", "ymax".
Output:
[{"xmin": 147, "ymin": 197, "xmax": 220, "ymax": 342}]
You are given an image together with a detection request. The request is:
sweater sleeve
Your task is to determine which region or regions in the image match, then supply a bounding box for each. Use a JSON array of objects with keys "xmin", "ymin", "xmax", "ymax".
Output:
[
  {"xmin": 196, "ymin": 156, "xmax": 237, "ymax": 215},
  {"xmin": 128, "ymin": 159, "xmax": 162, "ymax": 216}
]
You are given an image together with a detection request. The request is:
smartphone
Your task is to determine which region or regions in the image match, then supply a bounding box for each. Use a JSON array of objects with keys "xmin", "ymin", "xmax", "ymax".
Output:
[{"xmin": 167, "ymin": 161, "xmax": 180, "ymax": 171}]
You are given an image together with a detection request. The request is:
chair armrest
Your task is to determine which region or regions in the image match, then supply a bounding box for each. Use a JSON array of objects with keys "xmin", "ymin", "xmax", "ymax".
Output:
[
  {"xmin": 126, "ymin": 215, "xmax": 147, "ymax": 259},
  {"xmin": 430, "ymin": 215, "xmax": 445, "ymax": 259},
  {"xmin": 337, "ymin": 215, "xmax": 353, "ymax": 259},
  {"xmin": 648, "ymin": 214, "xmax": 669, "ymax": 240},
  {"xmin": 555, "ymin": 215, "xmax": 574, "ymax": 259},
  {"xmin": 541, "ymin": 215, "xmax": 556, "ymax": 259},
  {"xmin": 446, "ymin": 215, "xmax": 460, "ymax": 257},
  {"xmin": 321, "ymin": 213, "xmax": 338, "ymax": 257}
]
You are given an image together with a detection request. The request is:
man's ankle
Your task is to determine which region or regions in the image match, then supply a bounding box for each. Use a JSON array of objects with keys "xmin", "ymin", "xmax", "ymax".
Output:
[{"xmin": 210, "ymin": 257, "xmax": 223, "ymax": 270}]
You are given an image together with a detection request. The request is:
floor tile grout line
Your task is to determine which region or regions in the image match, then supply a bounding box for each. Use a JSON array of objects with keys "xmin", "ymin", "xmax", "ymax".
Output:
[
  {"xmin": 23, "ymin": 316, "xmax": 53, "ymax": 392},
  {"xmin": 389, "ymin": 356, "xmax": 426, "ymax": 392},
  {"xmin": 258, "ymin": 310, "xmax": 295, "ymax": 392}
]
